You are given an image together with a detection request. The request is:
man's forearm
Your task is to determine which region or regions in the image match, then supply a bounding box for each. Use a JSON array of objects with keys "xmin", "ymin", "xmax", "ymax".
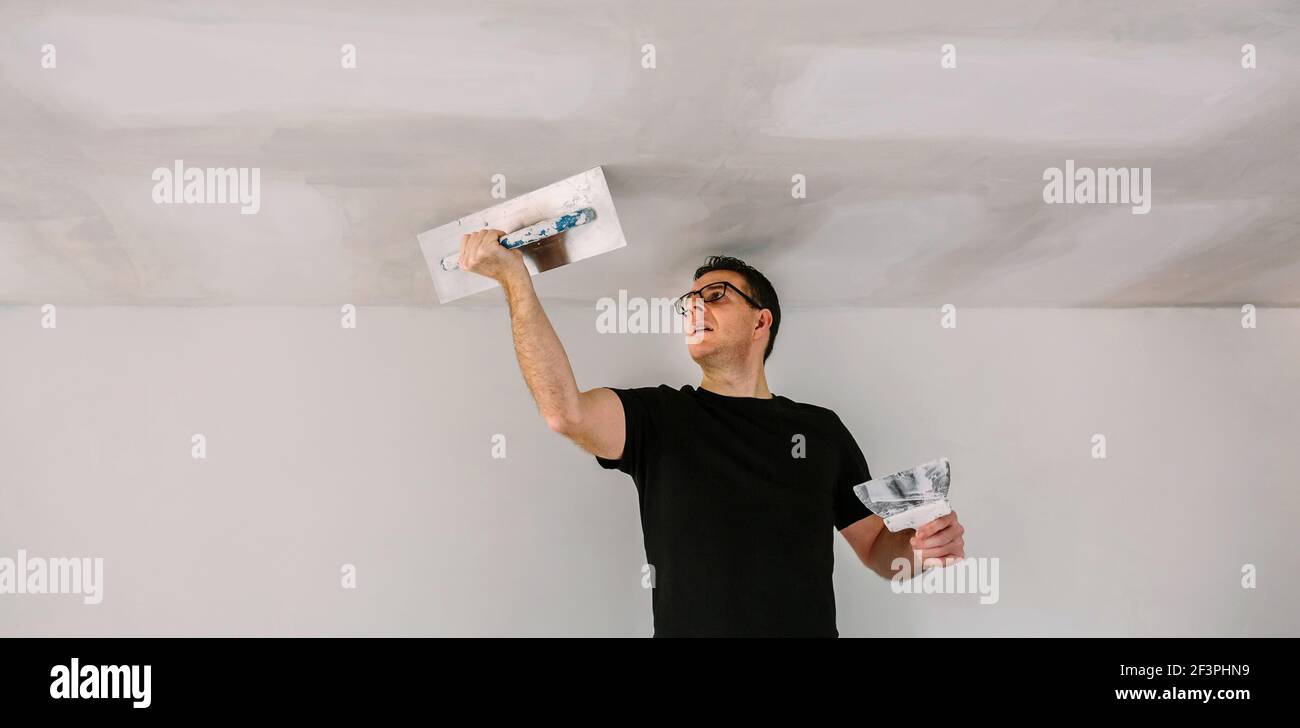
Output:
[
  {"xmin": 500, "ymin": 271, "xmax": 582, "ymax": 428},
  {"xmin": 867, "ymin": 527, "xmax": 918, "ymax": 580}
]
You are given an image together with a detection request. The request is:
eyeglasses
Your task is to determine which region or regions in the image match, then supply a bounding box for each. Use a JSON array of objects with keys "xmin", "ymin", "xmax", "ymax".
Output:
[{"xmin": 672, "ymin": 281, "xmax": 764, "ymax": 316}]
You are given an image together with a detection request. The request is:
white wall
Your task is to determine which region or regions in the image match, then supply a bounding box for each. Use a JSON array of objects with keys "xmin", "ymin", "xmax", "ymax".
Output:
[{"xmin": 1, "ymin": 304, "xmax": 1296, "ymax": 636}]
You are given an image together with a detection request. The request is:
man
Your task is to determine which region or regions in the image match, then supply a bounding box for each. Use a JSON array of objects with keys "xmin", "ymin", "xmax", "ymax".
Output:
[{"xmin": 457, "ymin": 230, "xmax": 966, "ymax": 637}]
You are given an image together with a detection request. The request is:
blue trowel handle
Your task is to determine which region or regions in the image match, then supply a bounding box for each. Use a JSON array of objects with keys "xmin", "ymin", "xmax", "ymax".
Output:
[{"xmin": 439, "ymin": 207, "xmax": 598, "ymax": 271}]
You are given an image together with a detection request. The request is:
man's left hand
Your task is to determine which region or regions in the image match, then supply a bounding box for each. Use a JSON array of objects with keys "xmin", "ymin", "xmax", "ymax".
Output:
[{"xmin": 908, "ymin": 510, "xmax": 965, "ymax": 568}]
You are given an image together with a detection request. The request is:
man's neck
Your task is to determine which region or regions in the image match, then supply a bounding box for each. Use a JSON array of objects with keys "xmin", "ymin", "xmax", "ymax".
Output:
[{"xmin": 699, "ymin": 366, "xmax": 772, "ymax": 399}]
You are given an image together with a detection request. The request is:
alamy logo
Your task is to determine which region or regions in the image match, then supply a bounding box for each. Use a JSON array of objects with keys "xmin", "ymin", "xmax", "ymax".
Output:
[
  {"xmin": 890, "ymin": 555, "xmax": 1000, "ymax": 605},
  {"xmin": 0, "ymin": 549, "xmax": 103, "ymax": 604},
  {"xmin": 596, "ymin": 289, "xmax": 703, "ymax": 343},
  {"xmin": 50, "ymin": 659, "xmax": 151, "ymax": 709},
  {"xmin": 152, "ymin": 159, "xmax": 261, "ymax": 214},
  {"xmin": 1043, "ymin": 159, "xmax": 1151, "ymax": 214}
]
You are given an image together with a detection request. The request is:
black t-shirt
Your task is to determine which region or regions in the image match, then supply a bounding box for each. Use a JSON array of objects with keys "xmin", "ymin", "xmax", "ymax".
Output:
[{"xmin": 595, "ymin": 384, "xmax": 873, "ymax": 637}]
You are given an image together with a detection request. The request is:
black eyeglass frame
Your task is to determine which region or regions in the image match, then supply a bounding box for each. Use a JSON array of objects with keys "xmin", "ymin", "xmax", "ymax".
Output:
[{"xmin": 672, "ymin": 281, "xmax": 765, "ymax": 316}]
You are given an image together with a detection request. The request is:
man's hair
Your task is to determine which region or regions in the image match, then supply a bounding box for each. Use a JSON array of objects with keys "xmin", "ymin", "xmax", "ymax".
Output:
[{"xmin": 693, "ymin": 255, "xmax": 781, "ymax": 362}]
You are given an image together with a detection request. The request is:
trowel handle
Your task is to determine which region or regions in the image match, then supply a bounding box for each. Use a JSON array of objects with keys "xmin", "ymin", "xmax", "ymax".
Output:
[
  {"xmin": 882, "ymin": 499, "xmax": 953, "ymax": 533},
  {"xmin": 439, "ymin": 207, "xmax": 598, "ymax": 271}
]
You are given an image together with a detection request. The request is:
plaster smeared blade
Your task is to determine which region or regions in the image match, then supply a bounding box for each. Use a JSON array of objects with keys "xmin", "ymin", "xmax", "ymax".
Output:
[
  {"xmin": 853, "ymin": 458, "xmax": 953, "ymax": 532},
  {"xmin": 417, "ymin": 166, "xmax": 627, "ymax": 304}
]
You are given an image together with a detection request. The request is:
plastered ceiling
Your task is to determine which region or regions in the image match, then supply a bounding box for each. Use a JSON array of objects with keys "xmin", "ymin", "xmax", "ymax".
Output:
[{"xmin": 1, "ymin": 0, "xmax": 1297, "ymax": 307}]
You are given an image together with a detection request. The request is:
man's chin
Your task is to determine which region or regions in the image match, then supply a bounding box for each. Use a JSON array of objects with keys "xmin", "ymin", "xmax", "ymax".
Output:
[{"xmin": 686, "ymin": 340, "xmax": 718, "ymax": 362}]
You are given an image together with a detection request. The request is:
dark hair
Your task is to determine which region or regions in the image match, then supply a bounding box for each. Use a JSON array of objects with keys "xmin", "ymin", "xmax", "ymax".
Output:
[{"xmin": 693, "ymin": 255, "xmax": 781, "ymax": 361}]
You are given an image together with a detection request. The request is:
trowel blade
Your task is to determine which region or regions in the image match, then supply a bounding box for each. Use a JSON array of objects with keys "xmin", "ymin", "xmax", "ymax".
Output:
[{"xmin": 418, "ymin": 166, "xmax": 627, "ymax": 304}]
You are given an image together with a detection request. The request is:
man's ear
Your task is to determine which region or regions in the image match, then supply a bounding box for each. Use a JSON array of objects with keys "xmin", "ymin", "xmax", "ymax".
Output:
[{"xmin": 753, "ymin": 309, "xmax": 772, "ymax": 339}]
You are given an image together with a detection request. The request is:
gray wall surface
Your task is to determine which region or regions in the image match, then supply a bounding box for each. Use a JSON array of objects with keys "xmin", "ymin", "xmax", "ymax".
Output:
[{"xmin": 2, "ymin": 304, "xmax": 1295, "ymax": 636}]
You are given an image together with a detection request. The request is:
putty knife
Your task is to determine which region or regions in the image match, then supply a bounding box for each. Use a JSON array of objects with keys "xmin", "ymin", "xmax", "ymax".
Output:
[
  {"xmin": 853, "ymin": 458, "xmax": 953, "ymax": 532},
  {"xmin": 418, "ymin": 166, "xmax": 627, "ymax": 304}
]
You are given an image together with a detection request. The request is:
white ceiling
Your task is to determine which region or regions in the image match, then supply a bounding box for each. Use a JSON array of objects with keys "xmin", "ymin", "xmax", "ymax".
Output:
[{"xmin": 1, "ymin": 0, "xmax": 1297, "ymax": 307}]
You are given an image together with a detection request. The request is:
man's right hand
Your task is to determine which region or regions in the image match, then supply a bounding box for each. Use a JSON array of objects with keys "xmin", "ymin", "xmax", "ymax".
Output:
[{"xmin": 458, "ymin": 228, "xmax": 529, "ymax": 284}]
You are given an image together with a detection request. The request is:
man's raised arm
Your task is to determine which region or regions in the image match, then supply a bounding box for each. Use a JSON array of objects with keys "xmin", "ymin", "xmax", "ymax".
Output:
[{"xmin": 458, "ymin": 229, "xmax": 626, "ymax": 460}]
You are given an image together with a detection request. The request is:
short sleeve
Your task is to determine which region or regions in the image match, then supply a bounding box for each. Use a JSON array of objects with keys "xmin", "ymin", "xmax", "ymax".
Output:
[
  {"xmin": 832, "ymin": 415, "xmax": 873, "ymax": 531},
  {"xmin": 594, "ymin": 387, "xmax": 657, "ymax": 477}
]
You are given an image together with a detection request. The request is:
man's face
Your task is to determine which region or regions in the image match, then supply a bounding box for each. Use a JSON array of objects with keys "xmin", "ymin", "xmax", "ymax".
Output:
[{"xmin": 683, "ymin": 270, "xmax": 765, "ymax": 364}]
